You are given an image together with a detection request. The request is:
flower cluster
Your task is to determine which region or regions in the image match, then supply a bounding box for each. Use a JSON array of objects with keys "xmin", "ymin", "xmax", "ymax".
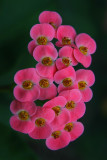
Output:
[{"xmin": 10, "ymin": 11, "xmax": 96, "ymax": 150}]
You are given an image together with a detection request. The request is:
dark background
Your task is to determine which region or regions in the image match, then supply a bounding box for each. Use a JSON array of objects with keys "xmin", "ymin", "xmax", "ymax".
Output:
[{"xmin": 0, "ymin": 0, "xmax": 107, "ymax": 159}]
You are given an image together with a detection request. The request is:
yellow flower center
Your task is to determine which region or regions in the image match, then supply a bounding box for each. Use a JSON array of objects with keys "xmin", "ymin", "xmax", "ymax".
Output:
[
  {"xmin": 35, "ymin": 118, "xmax": 45, "ymax": 127},
  {"xmin": 65, "ymin": 101, "xmax": 75, "ymax": 110},
  {"xmin": 62, "ymin": 57, "xmax": 71, "ymax": 66},
  {"xmin": 18, "ymin": 111, "xmax": 29, "ymax": 121},
  {"xmin": 49, "ymin": 22, "xmax": 57, "ymax": 29},
  {"xmin": 79, "ymin": 46, "xmax": 88, "ymax": 55},
  {"xmin": 51, "ymin": 131, "xmax": 61, "ymax": 139},
  {"xmin": 37, "ymin": 36, "xmax": 48, "ymax": 45},
  {"xmin": 42, "ymin": 57, "xmax": 53, "ymax": 66},
  {"xmin": 22, "ymin": 80, "xmax": 33, "ymax": 90},
  {"xmin": 62, "ymin": 78, "xmax": 72, "ymax": 87},
  {"xmin": 39, "ymin": 79, "xmax": 50, "ymax": 88},
  {"xmin": 64, "ymin": 123, "xmax": 73, "ymax": 132},
  {"xmin": 78, "ymin": 81, "xmax": 87, "ymax": 90},
  {"xmin": 62, "ymin": 37, "xmax": 71, "ymax": 45},
  {"xmin": 52, "ymin": 106, "xmax": 61, "ymax": 116}
]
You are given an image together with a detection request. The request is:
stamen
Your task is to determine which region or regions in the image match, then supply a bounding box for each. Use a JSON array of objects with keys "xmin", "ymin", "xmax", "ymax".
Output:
[
  {"xmin": 62, "ymin": 78, "xmax": 72, "ymax": 87},
  {"xmin": 22, "ymin": 80, "xmax": 33, "ymax": 90},
  {"xmin": 62, "ymin": 57, "xmax": 71, "ymax": 66},
  {"xmin": 52, "ymin": 106, "xmax": 61, "ymax": 116},
  {"xmin": 62, "ymin": 37, "xmax": 71, "ymax": 45},
  {"xmin": 65, "ymin": 101, "xmax": 75, "ymax": 110},
  {"xmin": 51, "ymin": 131, "xmax": 61, "ymax": 139},
  {"xmin": 35, "ymin": 118, "xmax": 45, "ymax": 127},
  {"xmin": 42, "ymin": 57, "xmax": 53, "ymax": 66},
  {"xmin": 37, "ymin": 36, "xmax": 48, "ymax": 45},
  {"xmin": 64, "ymin": 123, "xmax": 73, "ymax": 132},
  {"xmin": 79, "ymin": 46, "xmax": 88, "ymax": 55},
  {"xmin": 78, "ymin": 81, "xmax": 87, "ymax": 90},
  {"xmin": 18, "ymin": 111, "xmax": 29, "ymax": 121},
  {"xmin": 49, "ymin": 22, "xmax": 57, "ymax": 29},
  {"xmin": 39, "ymin": 79, "xmax": 50, "ymax": 88}
]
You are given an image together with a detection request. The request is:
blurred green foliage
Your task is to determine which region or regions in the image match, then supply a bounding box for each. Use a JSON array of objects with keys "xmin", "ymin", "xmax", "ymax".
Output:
[{"xmin": 0, "ymin": 0, "xmax": 107, "ymax": 159}]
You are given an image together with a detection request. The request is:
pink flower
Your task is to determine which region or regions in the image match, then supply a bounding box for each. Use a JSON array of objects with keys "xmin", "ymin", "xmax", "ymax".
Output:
[
  {"xmin": 63, "ymin": 121, "xmax": 84, "ymax": 141},
  {"xmin": 39, "ymin": 11, "xmax": 62, "ymax": 38},
  {"xmin": 33, "ymin": 45, "xmax": 58, "ymax": 78},
  {"xmin": 28, "ymin": 40, "xmax": 54, "ymax": 56},
  {"xmin": 10, "ymin": 100, "xmax": 37, "ymax": 133},
  {"xmin": 72, "ymin": 69, "xmax": 95, "ymax": 102},
  {"xmin": 55, "ymin": 25, "xmax": 76, "ymax": 47},
  {"xmin": 54, "ymin": 66, "xmax": 76, "ymax": 93},
  {"xmin": 13, "ymin": 68, "xmax": 40, "ymax": 102},
  {"xmin": 35, "ymin": 70, "xmax": 57, "ymax": 100},
  {"xmin": 28, "ymin": 23, "xmax": 55, "ymax": 55},
  {"xmin": 74, "ymin": 33, "xmax": 96, "ymax": 68},
  {"xmin": 28, "ymin": 107, "xmax": 55, "ymax": 139},
  {"xmin": 56, "ymin": 46, "xmax": 78, "ymax": 70},
  {"xmin": 59, "ymin": 89, "xmax": 86, "ymax": 121},
  {"xmin": 46, "ymin": 129, "xmax": 71, "ymax": 150},
  {"xmin": 43, "ymin": 96, "xmax": 70, "ymax": 129}
]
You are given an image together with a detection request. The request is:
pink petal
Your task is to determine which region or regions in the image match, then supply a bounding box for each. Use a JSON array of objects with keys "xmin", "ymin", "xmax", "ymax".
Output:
[
  {"xmin": 10, "ymin": 100, "xmax": 37, "ymax": 116},
  {"xmin": 57, "ymin": 25, "xmax": 76, "ymax": 43},
  {"xmin": 36, "ymin": 62, "xmax": 56, "ymax": 78},
  {"xmin": 39, "ymin": 11, "xmax": 62, "ymax": 27},
  {"xmin": 80, "ymin": 87, "xmax": 93, "ymax": 102},
  {"xmin": 75, "ymin": 33, "xmax": 96, "ymax": 54},
  {"xmin": 46, "ymin": 130, "xmax": 71, "ymax": 150},
  {"xmin": 74, "ymin": 48, "xmax": 92, "ymax": 68},
  {"xmin": 69, "ymin": 122, "xmax": 84, "ymax": 141},
  {"xmin": 13, "ymin": 85, "xmax": 40, "ymax": 102},
  {"xmin": 69, "ymin": 102, "xmax": 86, "ymax": 121},
  {"xmin": 76, "ymin": 69, "xmax": 95, "ymax": 86},
  {"xmin": 51, "ymin": 108, "xmax": 70, "ymax": 129},
  {"xmin": 10, "ymin": 115, "xmax": 35, "ymax": 134},
  {"xmin": 43, "ymin": 96, "xmax": 67, "ymax": 108},
  {"xmin": 29, "ymin": 123, "xmax": 52, "ymax": 139},
  {"xmin": 30, "ymin": 24, "xmax": 55, "ymax": 42},
  {"xmin": 58, "ymin": 83, "xmax": 74, "ymax": 93},
  {"xmin": 14, "ymin": 68, "xmax": 39, "ymax": 85},
  {"xmin": 34, "ymin": 70, "xmax": 54, "ymax": 85},
  {"xmin": 59, "ymin": 89, "xmax": 82, "ymax": 103},
  {"xmin": 54, "ymin": 66, "xmax": 76, "ymax": 84},
  {"xmin": 59, "ymin": 46, "xmax": 78, "ymax": 66},
  {"xmin": 59, "ymin": 46, "xmax": 74, "ymax": 57},
  {"xmin": 33, "ymin": 45, "xmax": 58, "ymax": 62},
  {"xmin": 56, "ymin": 58, "xmax": 70, "ymax": 70},
  {"xmin": 31, "ymin": 106, "xmax": 55, "ymax": 123},
  {"xmin": 28, "ymin": 40, "xmax": 37, "ymax": 56},
  {"xmin": 55, "ymin": 41, "xmax": 64, "ymax": 47},
  {"xmin": 38, "ymin": 84, "xmax": 57, "ymax": 100}
]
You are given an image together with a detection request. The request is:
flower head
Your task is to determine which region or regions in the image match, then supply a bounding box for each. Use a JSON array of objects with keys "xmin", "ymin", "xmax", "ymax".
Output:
[
  {"xmin": 43, "ymin": 96, "xmax": 70, "ymax": 129},
  {"xmin": 28, "ymin": 107, "xmax": 55, "ymax": 139},
  {"xmin": 30, "ymin": 24, "xmax": 55, "ymax": 45},
  {"xmin": 59, "ymin": 89, "xmax": 86, "ymax": 121},
  {"xmin": 13, "ymin": 68, "xmax": 40, "ymax": 102},
  {"xmin": 56, "ymin": 25, "xmax": 76, "ymax": 47},
  {"xmin": 10, "ymin": 100, "xmax": 37, "ymax": 133},
  {"xmin": 72, "ymin": 69, "xmax": 95, "ymax": 102},
  {"xmin": 35, "ymin": 70, "xmax": 57, "ymax": 100},
  {"xmin": 33, "ymin": 45, "xmax": 58, "ymax": 78},
  {"xmin": 39, "ymin": 11, "xmax": 62, "ymax": 29},
  {"xmin": 74, "ymin": 33, "xmax": 96, "ymax": 68},
  {"xmin": 46, "ymin": 130, "xmax": 71, "ymax": 150},
  {"xmin": 54, "ymin": 66, "xmax": 76, "ymax": 93},
  {"xmin": 64, "ymin": 121, "xmax": 84, "ymax": 141},
  {"xmin": 56, "ymin": 46, "xmax": 78, "ymax": 70},
  {"xmin": 39, "ymin": 11, "xmax": 62, "ymax": 39}
]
